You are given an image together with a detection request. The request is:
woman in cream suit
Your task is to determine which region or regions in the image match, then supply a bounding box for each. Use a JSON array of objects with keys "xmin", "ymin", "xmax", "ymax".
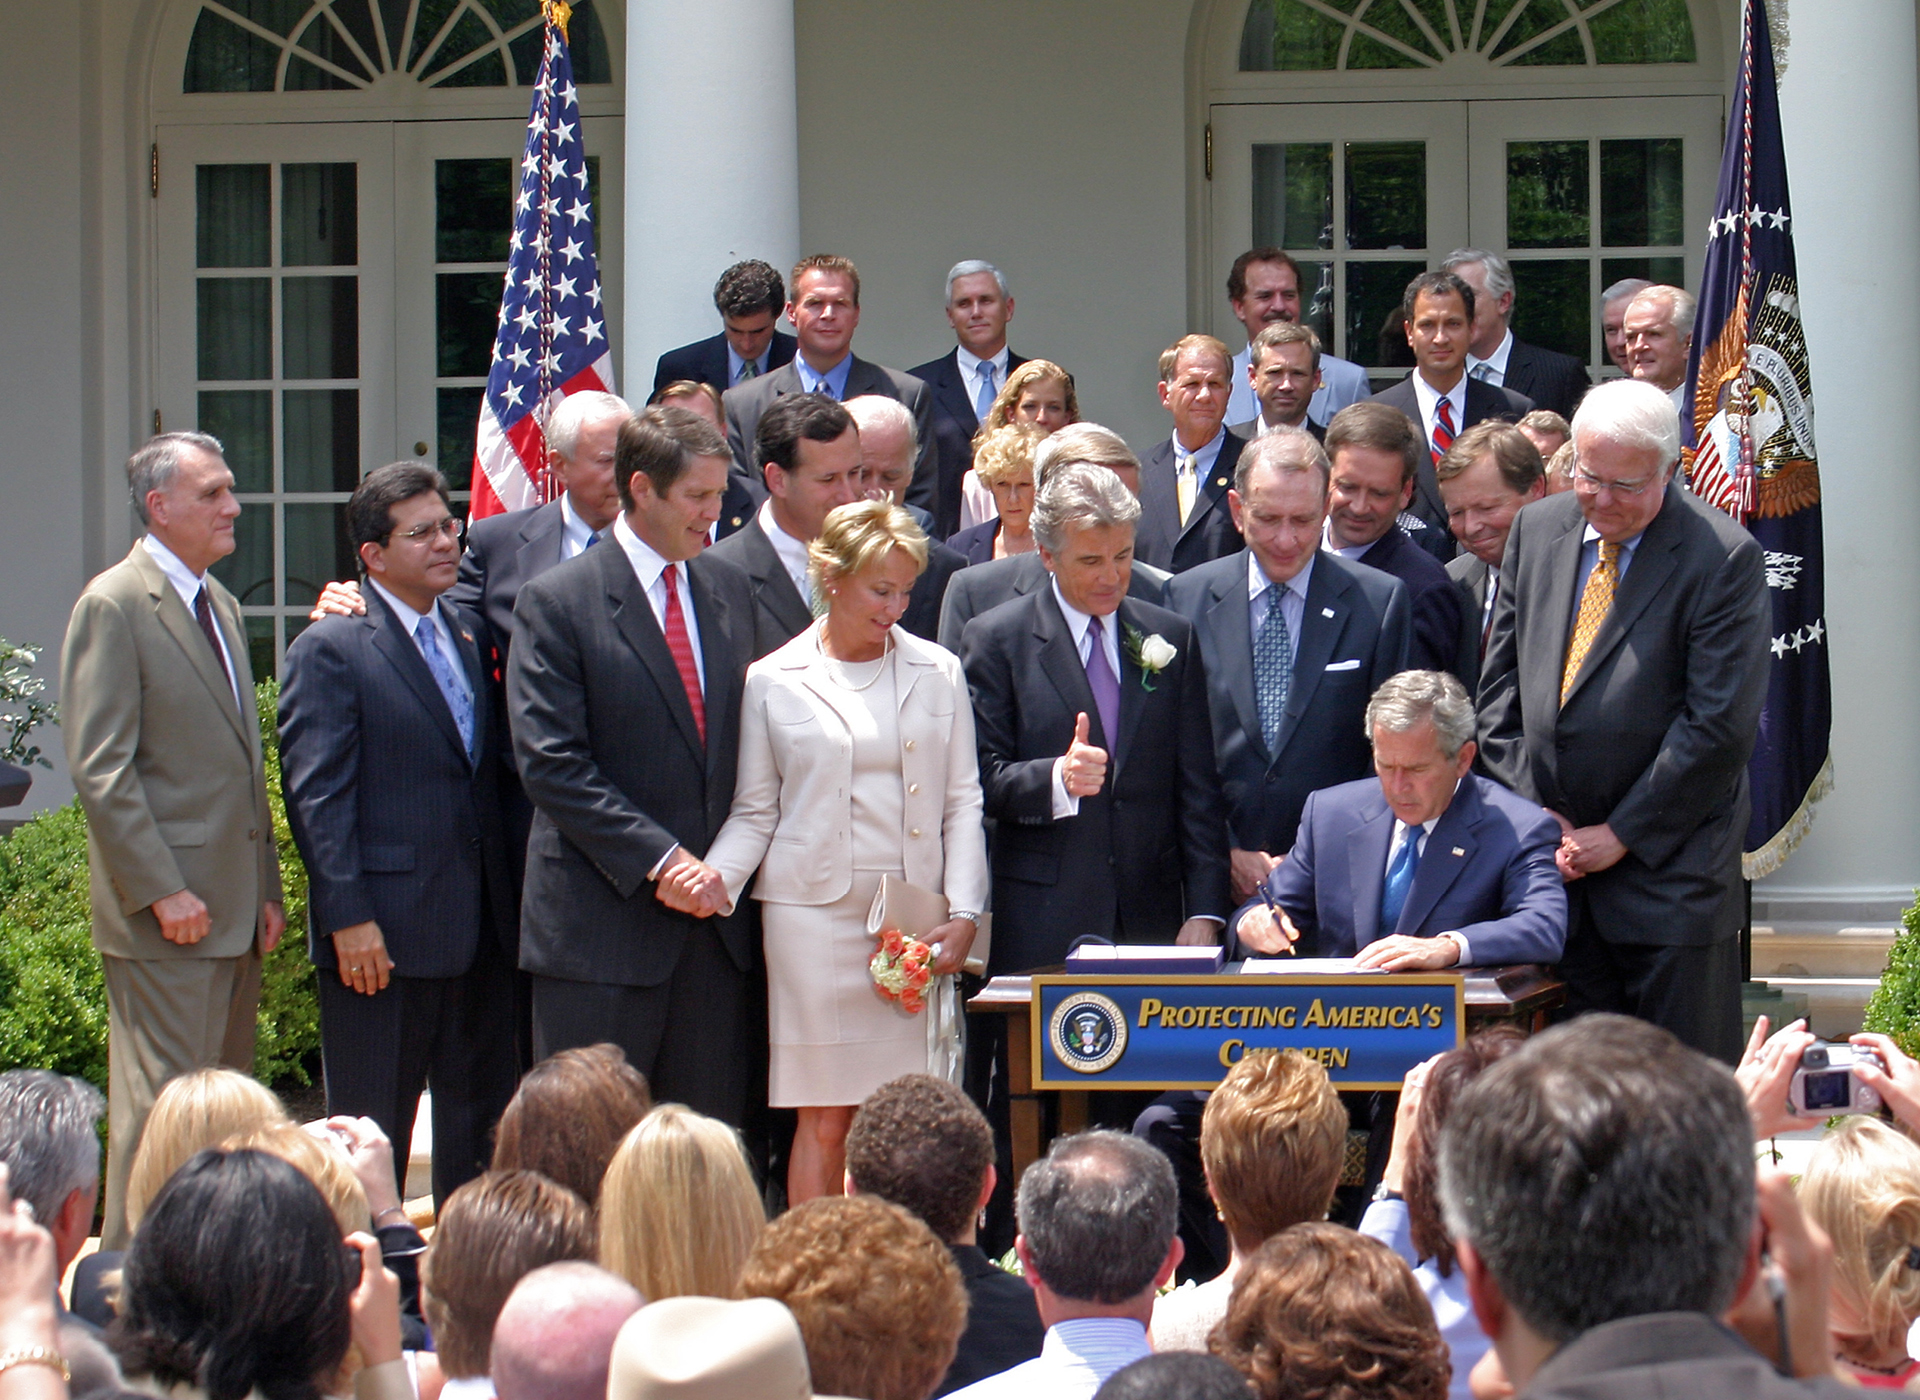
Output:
[{"xmin": 699, "ymin": 500, "xmax": 989, "ymax": 1203}]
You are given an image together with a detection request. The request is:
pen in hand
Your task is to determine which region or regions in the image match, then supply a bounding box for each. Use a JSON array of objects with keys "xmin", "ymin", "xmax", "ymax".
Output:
[{"xmin": 1261, "ymin": 884, "xmax": 1294, "ymax": 957}]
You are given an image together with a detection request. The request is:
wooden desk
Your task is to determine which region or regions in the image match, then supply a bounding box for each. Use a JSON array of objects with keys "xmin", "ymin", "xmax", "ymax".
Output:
[{"xmin": 967, "ymin": 963, "xmax": 1565, "ymax": 1184}]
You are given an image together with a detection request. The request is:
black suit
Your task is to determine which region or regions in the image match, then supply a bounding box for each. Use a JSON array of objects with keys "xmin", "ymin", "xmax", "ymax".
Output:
[
  {"xmin": 907, "ymin": 348, "xmax": 1030, "ymax": 540},
  {"xmin": 1164, "ymin": 550, "xmax": 1409, "ymax": 860},
  {"xmin": 651, "ymin": 329, "xmax": 798, "ymax": 397},
  {"xmin": 278, "ymin": 590, "xmax": 517, "ymax": 1203},
  {"xmin": 1225, "ymin": 417, "xmax": 1325, "ymax": 444},
  {"xmin": 1136, "ymin": 431, "xmax": 1248, "ymax": 573},
  {"xmin": 722, "ymin": 356, "xmax": 938, "ymax": 513},
  {"xmin": 1500, "ymin": 337, "xmax": 1590, "ymax": 420},
  {"xmin": 948, "ymin": 519, "xmax": 1003, "ymax": 566},
  {"xmin": 1447, "ymin": 551, "xmax": 1494, "ymax": 693},
  {"xmin": 903, "ymin": 541, "xmax": 967, "ymax": 646},
  {"xmin": 934, "ymin": 1244, "xmax": 1045, "ymax": 1397},
  {"xmin": 507, "ymin": 542, "xmax": 760, "ymax": 1122},
  {"xmin": 960, "ymin": 590, "xmax": 1229, "ymax": 972},
  {"xmin": 936, "ymin": 551, "xmax": 1166, "ymax": 653},
  {"xmin": 1354, "ymin": 526, "xmax": 1466, "ymax": 677},
  {"xmin": 1367, "ymin": 376, "xmax": 1534, "ymax": 540},
  {"xmin": 704, "ymin": 515, "xmax": 813, "ymax": 659},
  {"xmin": 1477, "ymin": 484, "xmax": 1770, "ymax": 1060}
]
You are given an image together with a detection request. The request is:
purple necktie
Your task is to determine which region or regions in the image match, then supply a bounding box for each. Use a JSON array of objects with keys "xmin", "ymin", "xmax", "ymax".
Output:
[{"xmin": 1085, "ymin": 615, "xmax": 1121, "ymax": 755}]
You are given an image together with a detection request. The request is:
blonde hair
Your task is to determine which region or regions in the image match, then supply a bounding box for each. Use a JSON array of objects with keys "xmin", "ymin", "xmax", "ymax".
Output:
[
  {"xmin": 1201, "ymin": 1051, "xmax": 1346, "ymax": 1255},
  {"xmin": 806, "ymin": 500, "xmax": 929, "ymax": 595},
  {"xmin": 1799, "ymin": 1116, "xmax": 1920, "ymax": 1356},
  {"xmin": 599, "ymin": 1104, "xmax": 766, "ymax": 1302},
  {"xmin": 979, "ymin": 360, "xmax": 1079, "ymax": 437},
  {"xmin": 1545, "ymin": 439, "xmax": 1577, "ymax": 493},
  {"xmin": 972, "ymin": 422, "xmax": 1046, "ymax": 491},
  {"xmin": 223, "ymin": 1123, "xmax": 370, "ymax": 1237},
  {"xmin": 127, "ymin": 1069, "xmax": 288, "ymax": 1228}
]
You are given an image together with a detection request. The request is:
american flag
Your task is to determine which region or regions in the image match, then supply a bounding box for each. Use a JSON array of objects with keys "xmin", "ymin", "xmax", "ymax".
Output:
[{"xmin": 469, "ymin": 3, "xmax": 614, "ymax": 519}]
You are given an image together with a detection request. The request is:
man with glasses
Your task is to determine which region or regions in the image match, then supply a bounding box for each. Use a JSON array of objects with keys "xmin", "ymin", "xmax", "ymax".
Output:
[
  {"xmin": 1477, "ymin": 379, "xmax": 1770, "ymax": 1061},
  {"xmin": 279, "ymin": 462, "xmax": 519, "ymax": 1205}
]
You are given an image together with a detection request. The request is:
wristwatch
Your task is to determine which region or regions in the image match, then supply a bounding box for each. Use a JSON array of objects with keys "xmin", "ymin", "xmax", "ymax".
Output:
[{"xmin": 1372, "ymin": 1181, "xmax": 1404, "ymax": 1204}]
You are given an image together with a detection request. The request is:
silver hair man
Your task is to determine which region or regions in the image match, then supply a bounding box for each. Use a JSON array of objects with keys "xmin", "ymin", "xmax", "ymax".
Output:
[
  {"xmin": 545, "ymin": 390, "xmax": 632, "ymax": 460},
  {"xmin": 127, "ymin": 431, "xmax": 225, "ymax": 525},
  {"xmin": 845, "ymin": 393, "xmax": 920, "ymax": 458},
  {"xmin": 1033, "ymin": 424, "xmax": 1140, "ymax": 494},
  {"xmin": 1364, "ymin": 669, "xmax": 1475, "ymax": 757},
  {"xmin": 945, "ymin": 259, "xmax": 1009, "ymax": 302},
  {"xmin": 0, "ymin": 1070, "xmax": 105, "ymax": 1270},
  {"xmin": 1233, "ymin": 425, "xmax": 1330, "ymax": 499},
  {"xmin": 1570, "ymin": 378, "xmax": 1682, "ymax": 471},
  {"xmin": 1441, "ymin": 247, "xmax": 1515, "ymax": 300},
  {"xmin": 1030, "ymin": 460, "xmax": 1142, "ymax": 554}
]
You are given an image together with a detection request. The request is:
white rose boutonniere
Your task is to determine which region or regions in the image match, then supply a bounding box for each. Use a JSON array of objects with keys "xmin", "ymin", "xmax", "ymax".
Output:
[{"xmin": 1124, "ymin": 626, "xmax": 1178, "ymax": 691}]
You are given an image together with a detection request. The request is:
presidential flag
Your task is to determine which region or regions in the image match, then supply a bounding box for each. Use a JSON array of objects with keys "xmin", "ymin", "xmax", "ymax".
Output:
[
  {"xmin": 469, "ymin": 0, "xmax": 614, "ymax": 519},
  {"xmin": 1681, "ymin": 0, "xmax": 1831, "ymax": 878}
]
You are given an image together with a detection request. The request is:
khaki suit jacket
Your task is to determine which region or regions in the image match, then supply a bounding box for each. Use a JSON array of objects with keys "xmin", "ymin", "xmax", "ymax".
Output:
[{"xmin": 61, "ymin": 542, "xmax": 281, "ymax": 960}]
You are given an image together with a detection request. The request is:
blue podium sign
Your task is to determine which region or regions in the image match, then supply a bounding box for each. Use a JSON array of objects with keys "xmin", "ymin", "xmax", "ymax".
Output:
[{"xmin": 1031, "ymin": 974, "xmax": 1465, "ymax": 1090}]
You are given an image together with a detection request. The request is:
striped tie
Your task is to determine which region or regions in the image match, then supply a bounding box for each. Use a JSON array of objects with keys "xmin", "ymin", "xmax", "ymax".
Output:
[
  {"xmin": 1561, "ymin": 542, "xmax": 1620, "ymax": 704},
  {"xmin": 1430, "ymin": 396, "xmax": 1457, "ymax": 466}
]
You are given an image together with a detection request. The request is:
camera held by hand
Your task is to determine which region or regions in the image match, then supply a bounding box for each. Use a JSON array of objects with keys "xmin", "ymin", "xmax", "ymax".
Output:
[{"xmin": 1789, "ymin": 1041, "xmax": 1885, "ymax": 1119}]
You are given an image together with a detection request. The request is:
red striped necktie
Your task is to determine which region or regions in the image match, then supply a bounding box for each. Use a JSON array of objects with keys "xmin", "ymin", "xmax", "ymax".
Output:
[
  {"xmin": 1431, "ymin": 396, "xmax": 1457, "ymax": 466},
  {"xmin": 661, "ymin": 565, "xmax": 706, "ymax": 746}
]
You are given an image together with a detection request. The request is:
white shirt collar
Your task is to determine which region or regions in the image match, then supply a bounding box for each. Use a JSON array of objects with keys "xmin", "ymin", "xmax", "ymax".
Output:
[
  {"xmin": 1248, "ymin": 550, "xmax": 1313, "ymax": 603},
  {"xmin": 757, "ymin": 498, "xmax": 814, "ymax": 596},
  {"xmin": 611, "ymin": 511, "xmax": 682, "ymax": 593},
  {"xmin": 1392, "ymin": 778, "xmax": 1465, "ymax": 849},
  {"xmin": 1410, "ymin": 368, "xmax": 1467, "ymax": 428},
  {"xmin": 141, "ymin": 534, "xmax": 208, "ymax": 607},
  {"xmin": 1580, "ymin": 521, "xmax": 1648, "ymax": 557},
  {"xmin": 1320, "ymin": 518, "xmax": 1374, "ymax": 560},
  {"xmin": 558, "ymin": 493, "xmax": 597, "ymax": 558},
  {"xmin": 366, "ymin": 576, "xmax": 434, "ymax": 634},
  {"xmin": 1170, "ymin": 427, "xmax": 1226, "ymax": 467},
  {"xmin": 956, "ymin": 343, "xmax": 1009, "ymax": 379},
  {"xmin": 1467, "ymin": 328, "xmax": 1515, "ymax": 379}
]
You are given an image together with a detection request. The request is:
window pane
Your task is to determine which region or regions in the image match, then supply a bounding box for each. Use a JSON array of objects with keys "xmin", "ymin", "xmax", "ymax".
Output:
[
  {"xmin": 283, "ymin": 164, "xmax": 358, "ymax": 267},
  {"xmin": 283, "ymin": 389, "xmax": 361, "ymax": 493},
  {"xmin": 1590, "ymin": 0, "xmax": 1697, "ymax": 64},
  {"xmin": 200, "ymin": 390, "xmax": 274, "ymax": 493},
  {"xmin": 1600, "ymin": 255, "xmax": 1686, "ymax": 290},
  {"xmin": 329, "ymin": 0, "xmax": 383, "ymax": 69},
  {"xmin": 293, "ymin": 14, "xmax": 370, "ymax": 82},
  {"xmin": 1253, "ymin": 143, "xmax": 1334, "ymax": 251},
  {"xmin": 423, "ymin": 10, "xmax": 495, "ymax": 80},
  {"xmin": 434, "ymin": 49, "xmax": 509, "ymax": 88},
  {"xmin": 572, "ymin": 0, "xmax": 615, "ymax": 84},
  {"xmin": 1363, "ymin": 0, "xmax": 1442, "ymax": 62},
  {"xmin": 438, "ymin": 272, "xmax": 504, "ymax": 377},
  {"xmin": 438, "ymin": 387, "xmax": 486, "ymax": 475},
  {"xmin": 1347, "ymin": 260, "xmax": 1426, "ymax": 368},
  {"xmin": 198, "ymin": 278, "xmax": 273, "ymax": 380},
  {"xmin": 476, "ymin": 0, "xmax": 542, "ymax": 24},
  {"xmin": 1297, "ymin": 259, "xmax": 1335, "ymax": 356},
  {"xmin": 1347, "ymin": 142, "xmax": 1425, "ymax": 250},
  {"xmin": 1240, "ymin": 0, "xmax": 1349, "ymax": 69},
  {"xmin": 1507, "ymin": 141, "xmax": 1589, "ymax": 249},
  {"xmin": 183, "ymin": 8, "xmax": 280, "ymax": 93},
  {"xmin": 1600, "ymin": 139, "xmax": 1684, "ymax": 247},
  {"xmin": 1509, "ymin": 27, "xmax": 1586, "ymax": 65},
  {"xmin": 244, "ymin": 616, "xmax": 277, "ymax": 685},
  {"xmin": 284, "ymin": 503, "xmax": 357, "ymax": 608},
  {"xmin": 1490, "ymin": 0, "xmax": 1564, "ymax": 59},
  {"xmin": 283, "ymin": 277, "xmax": 359, "ymax": 379},
  {"xmin": 197, "ymin": 165, "xmax": 270, "ymax": 268},
  {"xmin": 209, "ymin": 505, "xmax": 274, "ymax": 606},
  {"xmin": 1510, "ymin": 260, "xmax": 1590, "ymax": 360},
  {"xmin": 437, "ymin": 159, "xmax": 514, "ymax": 262},
  {"xmin": 285, "ymin": 53, "xmax": 359, "ymax": 90},
  {"xmin": 1346, "ymin": 31, "xmax": 1425, "ymax": 68},
  {"xmin": 509, "ymin": 26, "xmax": 544, "ymax": 82}
]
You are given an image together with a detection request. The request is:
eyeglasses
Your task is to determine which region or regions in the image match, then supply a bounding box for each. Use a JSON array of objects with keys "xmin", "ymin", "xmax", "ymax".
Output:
[
  {"xmin": 388, "ymin": 517, "xmax": 464, "ymax": 544},
  {"xmin": 1571, "ymin": 466, "xmax": 1658, "ymax": 498}
]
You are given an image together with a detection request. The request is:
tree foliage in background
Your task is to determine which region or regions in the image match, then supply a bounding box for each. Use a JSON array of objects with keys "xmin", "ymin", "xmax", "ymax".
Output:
[
  {"xmin": 0, "ymin": 682, "xmax": 319, "ymax": 1089},
  {"xmin": 0, "ymin": 640, "xmax": 57, "ymax": 769},
  {"xmin": 1862, "ymin": 893, "xmax": 1920, "ymax": 1060}
]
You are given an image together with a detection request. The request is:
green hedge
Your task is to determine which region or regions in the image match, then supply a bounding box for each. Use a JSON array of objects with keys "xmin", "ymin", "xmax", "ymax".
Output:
[
  {"xmin": 1863, "ymin": 893, "xmax": 1920, "ymax": 1060},
  {"xmin": 0, "ymin": 682, "xmax": 320, "ymax": 1090}
]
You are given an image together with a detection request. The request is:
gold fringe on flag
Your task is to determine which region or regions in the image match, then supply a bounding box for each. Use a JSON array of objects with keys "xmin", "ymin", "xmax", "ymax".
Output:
[{"xmin": 1743, "ymin": 753, "xmax": 1834, "ymax": 880}]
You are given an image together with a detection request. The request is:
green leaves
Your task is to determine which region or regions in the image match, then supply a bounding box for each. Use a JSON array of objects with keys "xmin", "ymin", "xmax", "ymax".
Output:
[{"xmin": 1862, "ymin": 894, "xmax": 1920, "ymax": 1060}]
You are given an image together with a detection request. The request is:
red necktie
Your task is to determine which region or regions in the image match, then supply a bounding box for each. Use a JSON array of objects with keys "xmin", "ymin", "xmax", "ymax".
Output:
[
  {"xmin": 662, "ymin": 565, "xmax": 706, "ymax": 746},
  {"xmin": 1431, "ymin": 396, "xmax": 1457, "ymax": 466}
]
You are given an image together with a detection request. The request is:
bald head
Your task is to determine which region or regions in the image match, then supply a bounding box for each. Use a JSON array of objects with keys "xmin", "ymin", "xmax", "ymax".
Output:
[
  {"xmin": 492, "ymin": 1262, "xmax": 645, "ymax": 1400},
  {"xmin": 845, "ymin": 394, "xmax": 916, "ymax": 505}
]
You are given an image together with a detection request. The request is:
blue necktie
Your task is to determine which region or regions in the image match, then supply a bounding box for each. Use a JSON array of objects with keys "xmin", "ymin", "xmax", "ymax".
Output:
[
  {"xmin": 1253, "ymin": 586, "xmax": 1291, "ymax": 752},
  {"xmin": 1380, "ymin": 829, "xmax": 1421, "ymax": 933},
  {"xmin": 417, "ymin": 613, "xmax": 475, "ymax": 759},
  {"xmin": 974, "ymin": 362, "xmax": 997, "ymax": 422}
]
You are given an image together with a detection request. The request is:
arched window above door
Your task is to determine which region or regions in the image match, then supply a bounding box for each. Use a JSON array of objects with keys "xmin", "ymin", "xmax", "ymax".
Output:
[
  {"xmin": 183, "ymin": 0, "xmax": 613, "ymax": 93},
  {"xmin": 1240, "ymin": 0, "xmax": 1696, "ymax": 71}
]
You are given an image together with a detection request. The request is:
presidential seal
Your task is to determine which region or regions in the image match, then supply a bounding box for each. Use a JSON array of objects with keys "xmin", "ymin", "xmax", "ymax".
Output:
[{"xmin": 1048, "ymin": 992, "xmax": 1128, "ymax": 1074}]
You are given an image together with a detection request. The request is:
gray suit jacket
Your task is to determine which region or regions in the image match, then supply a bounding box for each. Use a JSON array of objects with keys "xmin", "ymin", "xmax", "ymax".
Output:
[
  {"xmin": 1447, "ymin": 551, "xmax": 1492, "ymax": 692},
  {"xmin": 1476, "ymin": 483, "xmax": 1770, "ymax": 946},
  {"xmin": 705, "ymin": 516, "xmax": 813, "ymax": 660},
  {"xmin": 60, "ymin": 542, "xmax": 281, "ymax": 960},
  {"xmin": 721, "ymin": 356, "xmax": 938, "ymax": 514}
]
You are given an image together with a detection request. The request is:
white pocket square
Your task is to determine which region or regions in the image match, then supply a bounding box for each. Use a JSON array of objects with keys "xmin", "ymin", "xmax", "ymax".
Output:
[{"xmin": 1324, "ymin": 659, "xmax": 1362, "ymax": 672}]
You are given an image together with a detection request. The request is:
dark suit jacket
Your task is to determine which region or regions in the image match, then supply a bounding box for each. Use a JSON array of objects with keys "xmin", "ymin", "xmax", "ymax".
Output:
[
  {"xmin": 936, "ymin": 551, "xmax": 1167, "ymax": 653},
  {"xmin": 934, "ymin": 1244, "xmax": 1046, "ymax": 1397},
  {"xmin": 907, "ymin": 347, "xmax": 1030, "ymax": 540},
  {"xmin": 1366, "ymin": 375, "xmax": 1534, "ymax": 539},
  {"xmin": 902, "ymin": 541, "xmax": 967, "ymax": 645},
  {"xmin": 1501, "ymin": 337, "xmax": 1590, "ymax": 420},
  {"xmin": 507, "ymin": 543, "xmax": 758, "ymax": 985},
  {"xmin": 1136, "ymin": 431, "xmax": 1248, "ymax": 573},
  {"xmin": 1225, "ymin": 417, "xmax": 1325, "ymax": 444},
  {"xmin": 1228, "ymin": 774, "xmax": 1566, "ymax": 965},
  {"xmin": 1164, "ymin": 550, "xmax": 1409, "ymax": 858},
  {"xmin": 1356, "ymin": 526, "xmax": 1466, "ymax": 677},
  {"xmin": 279, "ymin": 591, "xmax": 514, "ymax": 979},
  {"xmin": 721, "ymin": 356, "xmax": 938, "ymax": 514},
  {"xmin": 948, "ymin": 519, "xmax": 1003, "ymax": 566},
  {"xmin": 1477, "ymin": 484, "xmax": 1770, "ymax": 947},
  {"xmin": 1447, "ymin": 551, "xmax": 1493, "ymax": 692},
  {"xmin": 960, "ymin": 590, "xmax": 1229, "ymax": 972},
  {"xmin": 651, "ymin": 329, "xmax": 798, "ymax": 397},
  {"xmin": 704, "ymin": 515, "xmax": 812, "ymax": 660},
  {"xmin": 1519, "ymin": 1312, "xmax": 1857, "ymax": 1400}
]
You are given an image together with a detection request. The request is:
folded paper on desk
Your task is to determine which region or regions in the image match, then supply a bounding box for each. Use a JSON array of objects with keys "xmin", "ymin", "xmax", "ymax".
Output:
[
  {"xmin": 1242, "ymin": 958, "xmax": 1387, "ymax": 975},
  {"xmin": 1066, "ymin": 945, "xmax": 1225, "ymax": 976},
  {"xmin": 866, "ymin": 874, "xmax": 990, "ymax": 976}
]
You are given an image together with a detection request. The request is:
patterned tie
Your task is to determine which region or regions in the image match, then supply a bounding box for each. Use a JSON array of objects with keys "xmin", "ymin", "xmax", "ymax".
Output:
[
  {"xmin": 191, "ymin": 585, "xmax": 235, "ymax": 702},
  {"xmin": 1084, "ymin": 615, "xmax": 1121, "ymax": 757},
  {"xmin": 1380, "ymin": 829, "xmax": 1422, "ymax": 932},
  {"xmin": 810, "ymin": 371, "xmax": 836, "ymax": 402},
  {"xmin": 417, "ymin": 613, "xmax": 476, "ymax": 758},
  {"xmin": 1430, "ymin": 396, "xmax": 1457, "ymax": 466},
  {"xmin": 1175, "ymin": 448, "xmax": 1197, "ymax": 526},
  {"xmin": 974, "ymin": 362, "xmax": 997, "ymax": 422},
  {"xmin": 1561, "ymin": 541, "xmax": 1621, "ymax": 704},
  {"xmin": 661, "ymin": 564, "xmax": 707, "ymax": 745},
  {"xmin": 1253, "ymin": 586, "xmax": 1292, "ymax": 752},
  {"xmin": 737, "ymin": 358, "xmax": 759, "ymax": 384},
  {"xmin": 1469, "ymin": 361, "xmax": 1496, "ymax": 383}
]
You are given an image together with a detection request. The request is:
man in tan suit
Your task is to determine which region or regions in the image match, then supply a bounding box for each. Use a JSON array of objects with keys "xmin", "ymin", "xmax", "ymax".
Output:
[{"xmin": 61, "ymin": 432, "xmax": 284, "ymax": 1246}]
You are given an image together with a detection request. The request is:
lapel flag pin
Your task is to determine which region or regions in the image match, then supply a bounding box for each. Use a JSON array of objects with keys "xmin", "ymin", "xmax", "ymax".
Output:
[
  {"xmin": 1451, "ymin": 847, "xmax": 1465, "ymax": 856},
  {"xmin": 1321, "ymin": 607, "xmax": 1335, "ymax": 618}
]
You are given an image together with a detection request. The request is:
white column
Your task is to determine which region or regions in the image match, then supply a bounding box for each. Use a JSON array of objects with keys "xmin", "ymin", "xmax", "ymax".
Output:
[
  {"xmin": 1760, "ymin": 2, "xmax": 1920, "ymax": 923},
  {"xmin": 624, "ymin": 0, "xmax": 801, "ymax": 375}
]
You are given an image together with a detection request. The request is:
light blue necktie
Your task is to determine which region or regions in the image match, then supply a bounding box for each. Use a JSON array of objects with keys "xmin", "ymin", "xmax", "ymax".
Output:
[
  {"xmin": 974, "ymin": 361, "xmax": 997, "ymax": 421},
  {"xmin": 1380, "ymin": 829, "xmax": 1422, "ymax": 933},
  {"xmin": 583, "ymin": 529, "xmax": 602, "ymax": 549},
  {"xmin": 1253, "ymin": 586, "xmax": 1292, "ymax": 752},
  {"xmin": 417, "ymin": 613, "xmax": 475, "ymax": 759}
]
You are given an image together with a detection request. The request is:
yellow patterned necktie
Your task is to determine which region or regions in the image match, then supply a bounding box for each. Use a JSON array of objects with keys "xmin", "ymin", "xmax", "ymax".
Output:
[{"xmin": 1561, "ymin": 541, "xmax": 1620, "ymax": 704}]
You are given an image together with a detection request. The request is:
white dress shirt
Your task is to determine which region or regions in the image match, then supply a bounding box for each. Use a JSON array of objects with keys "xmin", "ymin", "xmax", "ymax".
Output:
[
  {"xmin": 944, "ymin": 1318, "xmax": 1151, "ymax": 1400},
  {"xmin": 1667, "ymin": 381, "xmax": 1689, "ymax": 418},
  {"xmin": 142, "ymin": 534, "xmax": 244, "ymax": 712},
  {"xmin": 611, "ymin": 514, "xmax": 706, "ymax": 692},
  {"xmin": 1049, "ymin": 581, "xmax": 1123, "ymax": 821},
  {"xmin": 1379, "ymin": 777, "xmax": 1469, "ymax": 962},
  {"xmin": 366, "ymin": 578, "xmax": 468, "ymax": 687},
  {"xmin": 756, "ymin": 498, "xmax": 814, "ymax": 605},
  {"xmin": 557, "ymin": 492, "xmax": 600, "ymax": 560},
  {"xmin": 1410, "ymin": 370, "xmax": 1469, "ymax": 453},
  {"xmin": 1320, "ymin": 518, "xmax": 1373, "ymax": 562},
  {"xmin": 1169, "ymin": 428, "xmax": 1227, "ymax": 526},
  {"xmin": 1248, "ymin": 552, "xmax": 1311, "ymax": 668},
  {"xmin": 957, "ymin": 343, "xmax": 1010, "ymax": 417},
  {"xmin": 1465, "ymin": 328, "xmax": 1515, "ymax": 387}
]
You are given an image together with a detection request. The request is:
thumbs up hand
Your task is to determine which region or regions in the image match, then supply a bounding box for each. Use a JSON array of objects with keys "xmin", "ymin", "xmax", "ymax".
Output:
[{"xmin": 1061, "ymin": 711, "xmax": 1109, "ymax": 799}]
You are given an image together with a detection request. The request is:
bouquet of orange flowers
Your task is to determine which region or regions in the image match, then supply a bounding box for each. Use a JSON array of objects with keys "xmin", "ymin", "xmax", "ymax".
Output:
[{"xmin": 869, "ymin": 927, "xmax": 934, "ymax": 1015}]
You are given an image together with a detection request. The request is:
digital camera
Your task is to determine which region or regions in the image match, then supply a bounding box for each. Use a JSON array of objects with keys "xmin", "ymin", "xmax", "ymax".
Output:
[{"xmin": 1788, "ymin": 1041, "xmax": 1885, "ymax": 1119}]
